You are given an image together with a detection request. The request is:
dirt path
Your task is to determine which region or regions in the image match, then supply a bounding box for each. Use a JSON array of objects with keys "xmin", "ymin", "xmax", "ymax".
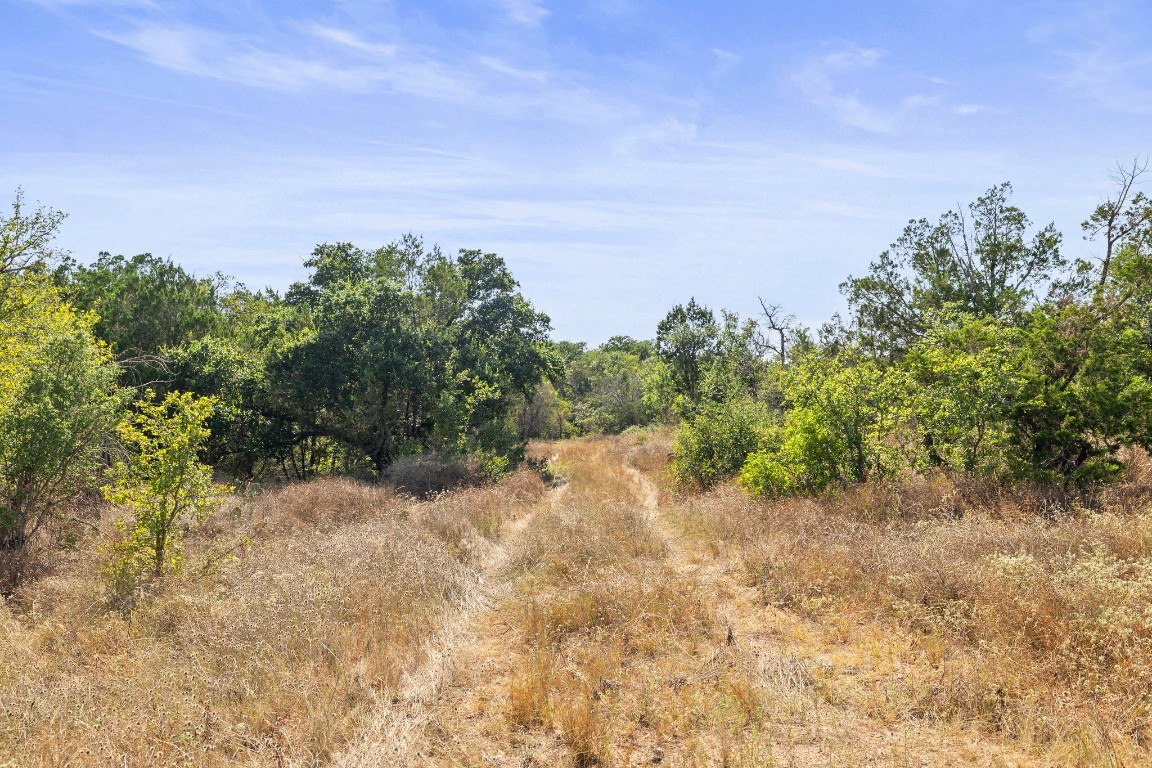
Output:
[
  {"xmin": 334, "ymin": 442, "xmax": 1048, "ymax": 767},
  {"xmin": 624, "ymin": 461, "xmax": 1046, "ymax": 768},
  {"xmin": 331, "ymin": 480, "xmax": 566, "ymax": 767}
]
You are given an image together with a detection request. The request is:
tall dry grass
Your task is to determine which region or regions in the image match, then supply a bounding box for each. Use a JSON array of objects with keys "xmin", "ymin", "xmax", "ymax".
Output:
[
  {"xmin": 661, "ymin": 447, "xmax": 1152, "ymax": 764},
  {"xmin": 0, "ymin": 470, "xmax": 546, "ymax": 767},
  {"xmin": 494, "ymin": 437, "xmax": 785, "ymax": 766}
]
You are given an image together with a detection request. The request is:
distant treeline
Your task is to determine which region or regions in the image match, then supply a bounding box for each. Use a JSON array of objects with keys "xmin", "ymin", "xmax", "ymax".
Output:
[{"xmin": 2, "ymin": 162, "xmax": 1151, "ymax": 580}]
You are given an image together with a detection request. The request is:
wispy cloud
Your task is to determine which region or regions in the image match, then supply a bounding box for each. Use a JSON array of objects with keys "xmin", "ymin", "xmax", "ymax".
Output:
[
  {"xmin": 791, "ymin": 44, "xmax": 972, "ymax": 133},
  {"xmin": 1028, "ymin": 1, "xmax": 1152, "ymax": 113},
  {"xmin": 22, "ymin": 0, "xmax": 155, "ymax": 7},
  {"xmin": 710, "ymin": 48, "xmax": 741, "ymax": 77},
  {"xmin": 792, "ymin": 46, "xmax": 897, "ymax": 133},
  {"xmin": 91, "ymin": 15, "xmax": 638, "ymax": 124},
  {"xmin": 98, "ymin": 22, "xmax": 475, "ymax": 97},
  {"xmin": 491, "ymin": 0, "xmax": 549, "ymax": 27}
]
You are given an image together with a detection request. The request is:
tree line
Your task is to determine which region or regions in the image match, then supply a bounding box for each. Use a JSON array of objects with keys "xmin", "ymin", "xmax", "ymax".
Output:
[
  {"xmin": 0, "ymin": 199, "xmax": 554, "ymax": 590},
  {"xmin": 664, "ymin": 166, "xmax": 1152, "ymax": 496},
  {"xmin": 2, "ymin": 162, "xmax": 1149, "ymax": 591}
]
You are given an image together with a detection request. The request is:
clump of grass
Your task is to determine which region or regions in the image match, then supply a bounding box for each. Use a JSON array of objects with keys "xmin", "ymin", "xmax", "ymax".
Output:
[
  {"xmin": 382, "ymin": 454, "xmax": 485, "ymax": 499},
  {"xmin": 0, "ymin": 467, "xmax": 542, "ymax": 766},
  {"xmin": 415, "ymin": 467, "xmax": 546, "ymax": 564}
]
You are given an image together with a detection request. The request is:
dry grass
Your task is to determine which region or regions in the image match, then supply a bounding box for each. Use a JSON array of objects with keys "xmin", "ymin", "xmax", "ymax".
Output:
[
  {"xmin": 478, "ymin": 437, "xmax": 812, "ymax": 767},
  {"xmin": 0, "ymin": 471, "xmax": 545, "ymax": 767},
  {"xmin": 12, "ymin": 432, "xmax": 1146, "ymax": 766},
  {"xmin": 382, "ymin": 454, "xmax": 486, "ymax": 499},
  {"xmin": 662, "ymin": 448, "xmax": 1152, "ymax": 765}
]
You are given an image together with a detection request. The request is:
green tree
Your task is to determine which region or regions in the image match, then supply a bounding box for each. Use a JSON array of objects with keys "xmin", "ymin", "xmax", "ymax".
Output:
[
  {"xmin": 1009, "ymin": 297, "xmax": 1152, "ymax": 482},
  {"xmin": 0, "ymin": 188, "xmax": 67, "ymax": 278},
  {"xmin": 564, "ymin": 347, "xmax": 651, "ymax": 434},
  {"xmin": 102, "ymin": 391, "xmax": 228, "ymax": 581},
  {"xmin": 0, "ymin": 275, "xmax": 124, "ymax": 554},
  {"xmin": 903, "ymin": 315, "xmax": 1032, "ymax": 475},
  {"xmin": 655, "ymin": 298, "xmax": 718, "ymax": 411},
  {"xmin": 58, "ymin": 252, "xmax": 226, "ymax": 364},
  {"xmin": 842, "ymin": 183, "xmax": 1065, "ymax": 357},
  {"xmin": 274, "ymin": 237, "xmax": 553, "ymax": 476}
]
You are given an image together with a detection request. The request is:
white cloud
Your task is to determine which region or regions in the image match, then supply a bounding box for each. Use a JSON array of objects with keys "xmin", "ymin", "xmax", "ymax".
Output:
[
  {"xmin": 22, "ymin": 0, "xmax": 155, "ymax": 7},
  {"xmin": 305, "ymin": 24, "xmax": 398, "ymax": 59},
  {"xmin": 791, "ymin": 46, "xmax": 897, "ymax": 133},
  {"xmin": 710, "ymin": 48, "xmax": 742, "ymax": 76},
  {"xmin": 491, "ymin": 0, "xmax": 549, "ymax": 27},
  {"xmin": 792, "ymin": 45, "xmax": 972, "ymax": 133},
  {"xmin": 89, "ymin": 14, "xmax": 638, "ymax": 123},
  {"xmin": 476, "ymin": 56, "xmax": 547, "ymax": 83},
  {"xmin": 901, "ymin": 93, "xmax": 940, "ymax": 109},
  {"xmin": 1028, "ymin": 1, "xmax": 1152, "ymax": 113},
  {"xmin": 98, "ymin": 23, "xmax": 407, "ymax": 92}
]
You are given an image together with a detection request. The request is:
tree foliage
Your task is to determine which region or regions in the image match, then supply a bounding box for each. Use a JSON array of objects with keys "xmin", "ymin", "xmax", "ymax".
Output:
[
  {"xmin": 102, "ymin": 391, "xmax": 229, "ymax": 584},
  {"xmin": 0, "ymin": 188, "xmax": 67, "ymax": 278},
  {"xmin": 271, "ymin": 236, "xmax": 554, "ymax": 476},
  {"xmin": 0, "ymin": 275, "xmax": 123, "ymax": 552},
  {"xmin": 842, "ymin": 183, "xmax": 1064, "ymax": 358},
  {"xmin": 655, "ymin": 298, "xmax": 718, "ymax": 410},
  {"xmin": 58, "ymin": 252, "xmax": 226, "ymax": 365}
]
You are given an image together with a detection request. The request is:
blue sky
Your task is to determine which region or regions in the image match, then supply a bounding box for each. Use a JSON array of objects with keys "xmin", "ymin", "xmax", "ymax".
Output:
[{"xmin": 2, "ymin": 0, "xmax": 1150, "ymax": 343}]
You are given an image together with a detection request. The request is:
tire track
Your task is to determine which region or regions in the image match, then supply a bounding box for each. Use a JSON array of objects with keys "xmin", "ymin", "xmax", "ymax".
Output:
[
  {"xmin": 331, "ymin": 480, "xmax": 566, "ymax": 768},
  {"xmin": 623, "ymin": 460, "xmax": 1045, "ymax": 767}
]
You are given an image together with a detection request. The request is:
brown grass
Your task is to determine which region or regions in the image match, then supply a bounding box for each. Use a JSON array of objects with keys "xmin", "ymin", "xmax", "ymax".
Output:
[
  {"xmin": 11, "ymin": 433, "xmax": 1149, "ymax": 766},
  {"xmin": 661, "ymin": 448, "xmax": 1152, "ymax": 765},
  {"xmin": 0, "ymin": 471, "xmax": 545, "ymax": 767},
  {"xmin": 490, "ymin": 437, "xmax": 799, "ymax": 766}
]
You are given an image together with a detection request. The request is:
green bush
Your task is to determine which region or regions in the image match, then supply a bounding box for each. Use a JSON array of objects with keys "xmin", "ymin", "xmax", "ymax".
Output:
[
  {"xmin": 738, "ymin": 354, "xmax": 904, "ymax": 497},
  {"xmin": 671, "ymin": 398, "xmax": 771, "ymax": 489}
]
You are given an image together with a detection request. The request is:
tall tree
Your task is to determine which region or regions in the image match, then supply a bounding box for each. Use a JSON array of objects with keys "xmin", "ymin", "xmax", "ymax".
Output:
[
  {"xmin": 58, "ymin": 252, "xmax": 226, "ymax": 363},
  {"xmin": 842, "ymin": 183, "xmax": 1064, "ymax": 357},
  {"xmin": 274, "ymin": 237, "xmax": 553, "ymax": 476},
  {"xmin": 655, "ymin": 298, "xmax": 718, "ymax": 407},
  {"xmin": 0, "ymin": 188, "xmax": 67, "ymax": 278}
]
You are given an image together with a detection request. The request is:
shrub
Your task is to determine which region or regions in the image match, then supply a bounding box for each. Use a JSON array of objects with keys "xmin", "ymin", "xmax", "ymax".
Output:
[
  {"xmin": 671, "ymin": 398, "xmax": 771, "ymax": 489},
  {"xmin": 101, "ymin": 391, "xmax": 230, "ymax": 604},
  {"xmin": 0, "ymin": 274, "xmax": 123, "ymax": 566},
  {"xmin": 738, "ymin": 354, "xmax": 904, "ymax": 497}
]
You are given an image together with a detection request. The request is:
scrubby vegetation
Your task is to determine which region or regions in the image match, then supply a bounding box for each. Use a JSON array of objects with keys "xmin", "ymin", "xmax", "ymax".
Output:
[
  {"xmin": 668, "ymin": 172, "xmax": 1152, "ymax": 497},
  {"xmin": 3, "ymin": 163, "xmax": 1152, "ymax": 765}
]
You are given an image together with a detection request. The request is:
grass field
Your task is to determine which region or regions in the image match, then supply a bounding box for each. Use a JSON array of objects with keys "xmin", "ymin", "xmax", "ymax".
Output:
[{"xmin": 4, "ymin": 434, "xmax": 1152, "ymax": 766}]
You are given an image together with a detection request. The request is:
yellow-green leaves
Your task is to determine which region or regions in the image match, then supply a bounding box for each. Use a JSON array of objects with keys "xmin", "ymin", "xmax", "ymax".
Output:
[
  {"xmin": 102, "ymin": 391, "xmax": 230, "ymax": 595},
  {"xmin": 0, "ymin": 274, "xmax": 122, "ymax": 552}
]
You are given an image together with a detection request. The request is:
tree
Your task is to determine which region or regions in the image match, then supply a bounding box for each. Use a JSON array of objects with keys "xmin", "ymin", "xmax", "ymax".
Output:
[
  {"xmin": 1081, "ymin": 159, "xmax": 1151, "ymax": 292},
  {"xmin": 562, "ymin": 347, "xmax": 652, "ymax": 434},
  {"xmin": 903, "ymin": 315, "xmax": 1032, "ymax": 475},
  {"xmin": 273, "ymin": 237, "xmax": 554, "ymax": 476},
  {"xmin": 102, "ymin": 391, "xmax": 228, "ymax": 581},
  {"xmin": 756, "ymin": 299, "xmax": 797, "ymax": 366},
  {"xmin": 672, "ymin": 398, "xmax": 771, "ymax": 489},
  {"xmin": 654, "ymin": 298, "xmax": 718, "ymax": 409},
  {"xmin": 58, "ymin": 252, "xmax": 226, "ymax": 369},
  {"xmin": 702, "ymin": 310, "xmax": 768, "ymax": 403},
  {"xmin": 842, "ymin": 183, "xmax": 1065, "ymax": 357},
  {"xmin": 0, "ymin": 188, "xmax": 67, "ymax": 278},
  {"xmin": 0, "ymin": 274, "xmax": 124, "ymax": 559}
]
